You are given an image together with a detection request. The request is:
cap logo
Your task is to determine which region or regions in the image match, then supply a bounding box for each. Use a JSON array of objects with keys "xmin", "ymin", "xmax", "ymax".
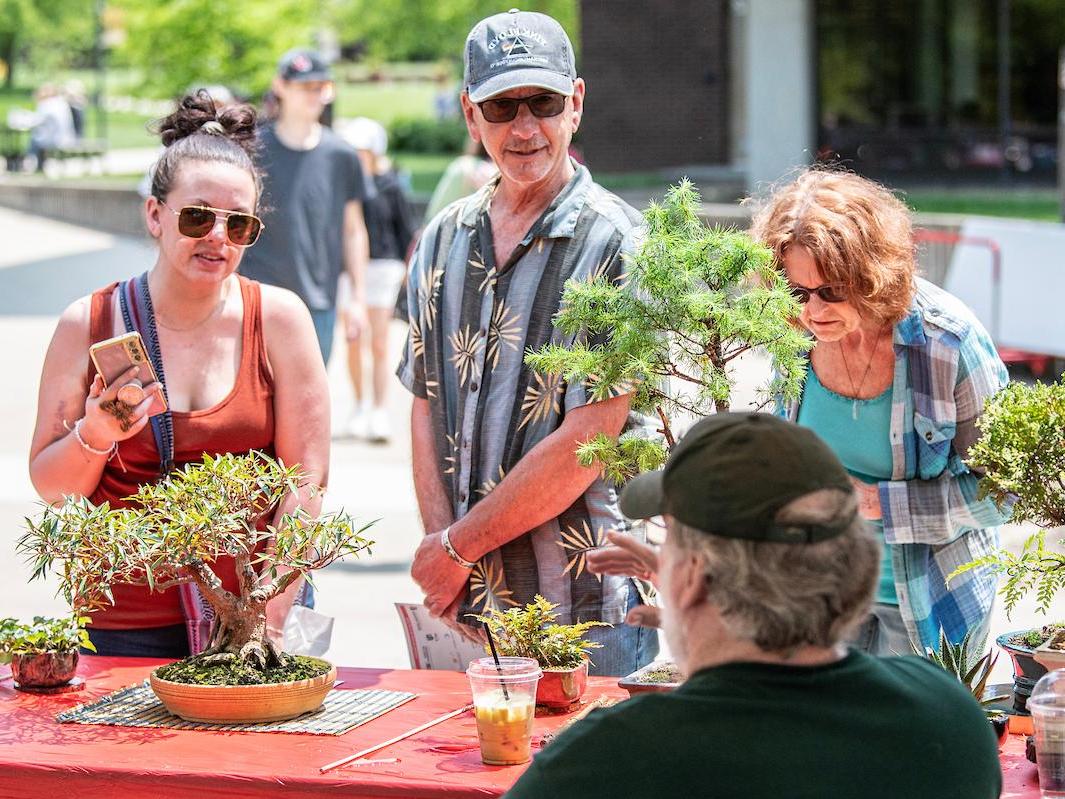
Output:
[
  {"xmin": 487, "ymin": 26, "xmax": 548, "ymax": 53},
  {"xmin": 501, "ymin": 35, "xmax": 532, "ymax": 56},
  {"xmin": 292, "ymin": 54, "xmax": 312, "ymax": 73}
]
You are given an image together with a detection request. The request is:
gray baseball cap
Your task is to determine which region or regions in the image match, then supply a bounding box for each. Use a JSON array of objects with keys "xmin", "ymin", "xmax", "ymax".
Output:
[{"xmin": 464, "ymin": 8, "xmax": 576, "ymax": 103}]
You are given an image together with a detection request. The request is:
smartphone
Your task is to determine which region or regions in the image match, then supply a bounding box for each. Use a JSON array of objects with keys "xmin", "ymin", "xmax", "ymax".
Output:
[{"xmin": 89, "ymin": 332, "xmax": 168, "ymax": 417}]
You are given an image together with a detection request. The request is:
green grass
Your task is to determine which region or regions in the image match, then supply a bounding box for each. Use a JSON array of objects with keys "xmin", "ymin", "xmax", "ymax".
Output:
[
  {"xmin": 902, "ymin": 189, "xmax": 1061, "ymax": 221},
  {"xmin": 334, "ymin": 80, "xmax": 439, "ymax": 126},
  {"xmin": 392, "ymin": 152, "xmax": 452, "ymax": 195}
]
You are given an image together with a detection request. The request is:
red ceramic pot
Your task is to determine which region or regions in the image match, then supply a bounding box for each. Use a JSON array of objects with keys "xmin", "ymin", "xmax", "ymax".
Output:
[
  {"xmin": 11, "ymin": 651, "xmax": 79, "ymax": 689},
  {"xmin": 536, "ymin": 660, "xmax": 588, "ymax": 708}
]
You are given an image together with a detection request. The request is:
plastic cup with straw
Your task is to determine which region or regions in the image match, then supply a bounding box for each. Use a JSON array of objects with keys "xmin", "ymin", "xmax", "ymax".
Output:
[{"xmin": 466, "ymin": 629, "xmax": 542, "ymax": 766}]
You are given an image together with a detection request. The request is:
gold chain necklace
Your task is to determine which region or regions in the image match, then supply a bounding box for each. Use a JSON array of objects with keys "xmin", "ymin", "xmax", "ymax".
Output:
[
  {"xmin": 155, "ymin": 281, "xmax": 232, "ymax": 332},
  {"xmin": 837, "ymin": 327, "xmax": 887, "ymax": 420}
]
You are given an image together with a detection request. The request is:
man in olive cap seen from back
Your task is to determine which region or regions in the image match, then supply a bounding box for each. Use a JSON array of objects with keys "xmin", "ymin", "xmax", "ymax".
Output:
[{"xmin": 506, "ymin": 413, "xmax": 1002, "ymax": 799}]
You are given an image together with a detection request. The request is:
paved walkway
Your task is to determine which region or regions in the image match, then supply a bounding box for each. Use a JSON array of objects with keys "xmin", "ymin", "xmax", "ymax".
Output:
[{"xmin": 0, "ymin": 204, "xmax": 1051, "ymax": 680}]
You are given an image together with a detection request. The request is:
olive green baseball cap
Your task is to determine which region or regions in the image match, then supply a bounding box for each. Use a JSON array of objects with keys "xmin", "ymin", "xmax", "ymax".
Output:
[{"xmin": 620, "ymin": 413, "xmax": 856, "ymax": 543}]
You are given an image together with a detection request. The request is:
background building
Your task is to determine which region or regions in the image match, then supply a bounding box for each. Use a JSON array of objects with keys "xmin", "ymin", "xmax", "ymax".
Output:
[{"xmin": 580, "ymin": 0, "xmax": 1064, "ymax": 193}]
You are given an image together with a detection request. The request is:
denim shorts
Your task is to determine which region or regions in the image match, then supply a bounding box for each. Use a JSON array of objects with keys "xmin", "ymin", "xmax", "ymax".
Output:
[{"xmin": 584, "ymin": 580, "xmax": 661, "ymax": 677}]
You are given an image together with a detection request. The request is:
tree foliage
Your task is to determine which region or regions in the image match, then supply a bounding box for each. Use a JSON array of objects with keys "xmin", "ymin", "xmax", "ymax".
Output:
[
  {"xmin": 20, "ymin": 451, "xmax": 373, "ymax": 669},
  {"xmin": 472, "ymin": 594, "xmax": 608, "ymax": 670},
  {"xmin": 112, "ymin": 0, "xmax": 317, "ymax": 98},
  {"xmin": 525, "ymin": 180, "xmax": 811, "ymax": 481},
  {"xmin": 336, "ymin": 0, "xmax": 578, "ymax": 64},
  {"xmin": 951, "ymin": 378, "xmax": 1065, "ymax": 615},
  {"xmin": 0, "ymin": 0, "xmax": 95, "ymax": 89}
]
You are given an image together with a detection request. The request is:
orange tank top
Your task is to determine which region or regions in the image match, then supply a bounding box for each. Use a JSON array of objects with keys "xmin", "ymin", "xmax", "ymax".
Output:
[{"xmin": 87, "ymin": 276, "xmax": 275, "ymax": 629}]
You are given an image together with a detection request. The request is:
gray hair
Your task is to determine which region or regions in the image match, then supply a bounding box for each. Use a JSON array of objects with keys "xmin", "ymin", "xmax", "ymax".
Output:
[{"xmin": 671, "ymin": 488, "xmax": 879, "ymax": 655}]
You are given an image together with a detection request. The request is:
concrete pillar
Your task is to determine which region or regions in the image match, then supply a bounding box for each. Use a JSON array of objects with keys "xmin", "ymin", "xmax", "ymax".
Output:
[{"xmin": 743, "ymin": 0, "xmax": 814, "ymax": 192}]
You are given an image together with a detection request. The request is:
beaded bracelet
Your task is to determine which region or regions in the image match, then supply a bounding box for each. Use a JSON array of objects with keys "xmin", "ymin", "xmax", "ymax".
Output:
[
  {"xmin": 65, "ymin": 418, "xmax": 118, "ymax": 460},
  {"xmin": 440, "ymin": 526, "xmax": 476, "ymax": 570}
]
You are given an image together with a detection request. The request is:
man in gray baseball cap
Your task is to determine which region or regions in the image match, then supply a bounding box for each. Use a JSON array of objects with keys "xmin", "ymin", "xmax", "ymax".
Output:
[
  {"xmin": 401, "ymin": 9, "xmax": 660, "ymax": 677},
  {"xmin": 505, "ymin": 413, "xmax": 1002, "ymax": 799}
]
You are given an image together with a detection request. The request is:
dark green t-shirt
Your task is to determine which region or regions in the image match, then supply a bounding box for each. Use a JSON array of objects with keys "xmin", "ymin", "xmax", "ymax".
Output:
[{"xmin": 505, "ymin": 651, "xmax": 1001, "ymax": 799}]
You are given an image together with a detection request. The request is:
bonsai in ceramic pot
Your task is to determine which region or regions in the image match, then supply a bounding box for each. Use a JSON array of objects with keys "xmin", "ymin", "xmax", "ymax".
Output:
[
  {"xmin": 0, "ymin": 614, "xmax": 94, "ymax": 691},
  {"xmin": 913, "ymin": 629, "xmax": 1011, "ymax": 747},
  {"xmin": 951, "ymin": 378, "xmax": 1065, "ymax": 709},
  {"xmin": 19, "ymin": 451, "xmax": 373, "ymax": 722},
  {"xmin": 996, "ymin": 624, "xmax": 1064, "ymax": 713},
  {"xmin": 473, "ymin": 595, "xmax": 609, "ymax": 708}
]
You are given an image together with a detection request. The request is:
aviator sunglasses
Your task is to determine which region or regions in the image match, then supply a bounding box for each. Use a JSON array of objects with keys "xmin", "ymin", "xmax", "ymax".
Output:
[
  {"xmin": 787, "ymin": 281, "xmax": 848, "ymax": 304},
  {"xmin": 477, "ymin": 92, "xmax": 567, "ymax": 123},
  {"xmin": 160, "ymin": 201, "xmax": 264, "ymax": 247}
]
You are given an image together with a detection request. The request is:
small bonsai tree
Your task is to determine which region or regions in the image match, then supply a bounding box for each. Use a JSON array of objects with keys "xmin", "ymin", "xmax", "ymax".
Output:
[
  {"xmin": 473, "ymin": 595, "xmax": 609, "ymax": 670},
  {"xmin": 0, "ymin": 615, "xmax": 94, "ymax": 663},
  {"xmin": 20, "ymin": 452, "xmax": 373, "ymax": 672},
  {"xmin": 952, "ymin": 379, "xmax": 1065, "ymax": 615},
  {"xmin": 912, "ymin": 629, "xmax": 1009, "ymax": 713},
  {"xmin": 525, "ymin": 180, "xmax": 810, "ymax": 481}
]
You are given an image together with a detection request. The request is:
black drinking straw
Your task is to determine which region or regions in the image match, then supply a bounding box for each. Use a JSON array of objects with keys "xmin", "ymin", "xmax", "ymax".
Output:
[{"xmin": 482, "ymin": 622, "xmax": 511, "ymax": 701}]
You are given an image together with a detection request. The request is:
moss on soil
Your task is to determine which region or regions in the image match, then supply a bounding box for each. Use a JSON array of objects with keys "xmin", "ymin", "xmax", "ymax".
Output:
[
  {"xmin": 635, "ymin": 662, "xmax": 681, "ymax": 684},
  {"xmin": 1008, "ymin": 623, "xmax": 1065, "ymax": 650},
  {"xmin": 155, "ymin": 654, "xmax": 330, "ymax": 686}
]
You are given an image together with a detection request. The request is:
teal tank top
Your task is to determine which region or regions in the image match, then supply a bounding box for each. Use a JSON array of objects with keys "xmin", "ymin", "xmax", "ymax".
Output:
[{"xmin": 797, "ymin": 368, "xmax": 897, "ymax": 605}]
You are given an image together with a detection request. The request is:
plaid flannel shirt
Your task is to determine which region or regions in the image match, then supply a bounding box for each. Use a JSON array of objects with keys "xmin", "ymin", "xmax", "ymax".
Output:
[{"xmin": 780, "ymin": 278, "xmax": 1011, "ymax": 651}]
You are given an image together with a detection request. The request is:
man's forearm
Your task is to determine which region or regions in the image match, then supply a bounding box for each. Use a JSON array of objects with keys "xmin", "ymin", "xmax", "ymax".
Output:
[
  {"xmin": 411, "ymin": 398, "xmax": 454, "ymax": 533},
  {"xmin": 448, "ymin": 395, "xmax": 630, "ymax": 562}
]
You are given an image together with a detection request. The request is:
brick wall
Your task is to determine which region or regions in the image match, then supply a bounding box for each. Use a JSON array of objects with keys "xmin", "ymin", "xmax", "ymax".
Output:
[{"xmin": 578, "ymin": 0, "xmax": 731, "ymax": 172}]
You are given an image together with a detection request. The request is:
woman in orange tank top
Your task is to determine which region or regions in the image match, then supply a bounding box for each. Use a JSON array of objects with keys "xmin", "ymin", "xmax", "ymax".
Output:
[{"xmin": 28, "ymin": 93, "xmax": 330, "ymax": 657}]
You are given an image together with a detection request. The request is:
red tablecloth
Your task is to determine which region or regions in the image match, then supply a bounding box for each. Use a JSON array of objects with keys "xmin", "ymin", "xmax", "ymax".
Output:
[{"xmin": 0, "ymin": 656, "xmax": 1042, "ymax": 798}]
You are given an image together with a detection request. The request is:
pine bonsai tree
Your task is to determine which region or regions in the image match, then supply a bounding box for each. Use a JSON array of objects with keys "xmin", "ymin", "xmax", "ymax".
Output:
[
  {"xmin": 525, "ymin": 180, "xmax": 811, "ymax": 481},
  {"xmin": 20, "ymin": 452, "xmax": 373, "ymax": 672}
]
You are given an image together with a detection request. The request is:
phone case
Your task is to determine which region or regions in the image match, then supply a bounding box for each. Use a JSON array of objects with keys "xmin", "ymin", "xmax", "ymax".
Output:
[{"xmin": 89, "ymin": 332, "xmax": 168, "ymax": 417}]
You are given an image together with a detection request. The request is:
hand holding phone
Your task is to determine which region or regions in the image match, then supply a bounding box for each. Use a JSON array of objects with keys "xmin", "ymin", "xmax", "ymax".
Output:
[{"xmin": 88, "ymin": 332, "xmax": 168, "ymax": 417}]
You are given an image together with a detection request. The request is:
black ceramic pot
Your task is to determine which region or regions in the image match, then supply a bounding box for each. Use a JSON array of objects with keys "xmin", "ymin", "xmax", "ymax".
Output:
[
  {"xmin": 997, "ymin": 631, "xmax": 1049, "ymax": 713},
  {"xmin": 988, "ymin": 712, "xmax": 1009, "ymax": 748}
]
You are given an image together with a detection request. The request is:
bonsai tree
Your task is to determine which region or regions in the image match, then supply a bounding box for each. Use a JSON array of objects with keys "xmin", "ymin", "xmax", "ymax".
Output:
[
  {"xmin": 952, "ymin": 379, "xmax": 1065, "ymax": 615},
  {"xmin": 19, "ymin": 451, "xmax": 373, "ymax": 673},
  {"xmin": 0, "ymin": 615, "xmax": 94, "ymax": 663},
  {"xmin": 525, "ymin": 180, "xmax": 810, "ymax": 481},
  {"xmin": 473, "ymin": 594, "xmax": 608, "ymax": 670}
]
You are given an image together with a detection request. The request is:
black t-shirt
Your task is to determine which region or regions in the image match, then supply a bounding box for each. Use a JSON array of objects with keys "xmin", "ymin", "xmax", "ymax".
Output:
[
  {"xmin": 505, "ymin": 651, "xmax": 1002, "ymax": 799},
  {"xmin": 364, "ymin": 169, "xmax": 418, "ymax": 262},
  {"xmin": 240, "ymin": 125, "xmax": 370, "ymax": 311}
]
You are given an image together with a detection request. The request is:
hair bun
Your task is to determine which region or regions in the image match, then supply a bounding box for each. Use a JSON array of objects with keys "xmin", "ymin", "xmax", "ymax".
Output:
[{"xmin": 154, "ymin": 90, "xmax": 258, "ymax": 157}]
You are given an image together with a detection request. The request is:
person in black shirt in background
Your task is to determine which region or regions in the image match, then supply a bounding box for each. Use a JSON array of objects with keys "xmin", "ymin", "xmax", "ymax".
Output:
[{"xmin": 338, "ymin": 117, "xmax": 418, "ymax": 443}]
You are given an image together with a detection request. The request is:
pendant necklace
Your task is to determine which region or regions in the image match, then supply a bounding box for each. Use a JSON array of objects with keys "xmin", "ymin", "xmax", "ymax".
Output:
[{"xmin": 838, "ymin": 327, "xmax": 886, "ymax": 421}]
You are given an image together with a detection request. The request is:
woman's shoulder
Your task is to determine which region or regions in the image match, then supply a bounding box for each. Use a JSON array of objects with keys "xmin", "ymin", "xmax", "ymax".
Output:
[
  {"xmin": 254, "ymin": 280, "xmax": 312, "ymax": 325},
  {"xmin": 910, "ymin": 277, "xmax": 992, "ymax": 344}
]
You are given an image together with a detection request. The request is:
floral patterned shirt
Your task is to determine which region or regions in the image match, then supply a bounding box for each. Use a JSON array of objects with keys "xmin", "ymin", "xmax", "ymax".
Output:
[{"xmin": 397, "ymin": 164, "xmax": 650, "ymax": 626}]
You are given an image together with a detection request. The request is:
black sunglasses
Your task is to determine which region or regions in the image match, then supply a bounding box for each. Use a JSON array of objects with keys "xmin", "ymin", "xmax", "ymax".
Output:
[
  {"xmin": 160, "ymin": 202, "xmax": 264, "ymax": 247},
  {"xmin": 787, "ymin": 281, "xmax": 848, "ymax": 304},
  {"xmin": 477, "ymin": 92, "xmax": 567, "ymax": 123}
]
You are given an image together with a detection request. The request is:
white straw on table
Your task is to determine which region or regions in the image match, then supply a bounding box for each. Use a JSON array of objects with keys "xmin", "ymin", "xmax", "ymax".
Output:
[{"xmin": 319, "ymin": 703, "xmax": 475, "ymax": 773}]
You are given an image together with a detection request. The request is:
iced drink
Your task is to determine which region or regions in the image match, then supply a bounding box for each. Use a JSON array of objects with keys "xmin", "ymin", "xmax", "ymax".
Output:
[
  {"xmin": 473, "ymin": 690, "xmax": 536, "ymax": 765},
  {"xmin": 467, "ymin": 657, "xmax": 542, "ymax": 766}
]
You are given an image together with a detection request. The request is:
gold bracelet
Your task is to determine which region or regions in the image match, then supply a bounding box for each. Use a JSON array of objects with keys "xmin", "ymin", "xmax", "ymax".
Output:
[{"xmin": 440, "ymin": 526, "xmax": 476, "ymax": 569}]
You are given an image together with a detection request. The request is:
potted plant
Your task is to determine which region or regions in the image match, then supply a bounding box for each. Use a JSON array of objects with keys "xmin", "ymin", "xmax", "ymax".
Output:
[
  {"xmin": 473, "ymin": 595, "xmax": 609, "ymax": 708},
  {"xmin": 0, "ymin": 614, "xmax": 95, "ymax": 691},
  {"xmin": 952, "ymin": 378, "xmax": 1065, "ymax": 711},
  {"xmin": 19, "ymin": 451, "xmax": 373, "ymax": 723},
  {"xmin": 616, "ymin": 660, "xmax": 682, "ymax": 697},
  {"xmin": 995, "ymin": 624, "xmax": 1065, "ymax": 713},
  {"xmin": 525, "ymin": 181, "xmax": 811, "ymax": 690},
  {"xmin": 913, "ymin": 629, "xmax": 1011, "ymax": 746}
]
